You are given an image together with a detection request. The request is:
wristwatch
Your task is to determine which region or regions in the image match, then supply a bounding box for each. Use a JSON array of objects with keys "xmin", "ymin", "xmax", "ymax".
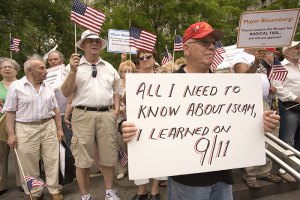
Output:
[{"xmin": 250, "ymin": 61, "xmax": 260, "ymax": 68}]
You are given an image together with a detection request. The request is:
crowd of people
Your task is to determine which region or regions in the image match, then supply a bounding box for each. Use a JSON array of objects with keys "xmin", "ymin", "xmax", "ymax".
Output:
[{"xmin": 0, "ymin": 20, "xmax": 299, "ymax": 200}]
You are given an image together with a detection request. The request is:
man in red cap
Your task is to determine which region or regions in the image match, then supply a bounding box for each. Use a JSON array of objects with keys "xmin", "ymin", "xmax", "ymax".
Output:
[{"xmin": 121, "ymin": 22, "xmax": 280, "ymax": 200}]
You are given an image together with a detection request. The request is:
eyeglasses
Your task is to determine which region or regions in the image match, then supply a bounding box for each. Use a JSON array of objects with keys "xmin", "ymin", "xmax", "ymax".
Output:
[
  {"xmin": 92, "ymin": 64, "xmax": 97, "ymax": 78},
  {"xmin": 0, "ymin": 66, "xmax": 16, "ymax": 70},
  {"xmin": 187, "ymin": 39, "xmax": 217, "ymax": 47},
  {"xmin": 138, "ymin": 55, "xmax": 153, "ymax": 61}
]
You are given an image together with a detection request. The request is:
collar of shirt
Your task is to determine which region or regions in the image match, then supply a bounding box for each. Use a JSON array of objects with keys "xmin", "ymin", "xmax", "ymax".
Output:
[
  {"xmin": 23, "ymin": 76, "xmax": 45, "ymax": 87},
  {"xmin": 281, "ymin": 58, "xmax": 300, "ymax": 67},
  {"xmin": 79, "ymin": 55, "xmax": 104, "ymax": 66}
]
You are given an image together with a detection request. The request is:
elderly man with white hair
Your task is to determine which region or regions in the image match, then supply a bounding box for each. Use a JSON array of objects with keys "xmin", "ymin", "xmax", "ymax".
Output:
[
  {"xmin": 4, "ymin": 55, "xmax": 64, "ymax": 200},
  {"xmin": 272, "ymin": 41, "xmax": 300, "ymax": 182},
  {"xmin": 61, "ymin": 30, "xmax": 121, "ymax": 200}
]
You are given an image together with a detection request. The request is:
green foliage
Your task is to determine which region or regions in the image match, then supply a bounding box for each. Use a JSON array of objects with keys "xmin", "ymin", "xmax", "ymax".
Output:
[{"xmin": 0, "ymin": 0, "xmax": 299, "ymax": 75}]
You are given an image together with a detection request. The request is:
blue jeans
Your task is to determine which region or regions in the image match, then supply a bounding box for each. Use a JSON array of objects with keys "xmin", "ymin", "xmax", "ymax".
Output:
[
  {"xmin": 278, "ymin": 101, "xmax": 300, "ymax": 151},
  {"xmin": 168, "ymin": 177, "xmax": 233, "ymax": 200}
]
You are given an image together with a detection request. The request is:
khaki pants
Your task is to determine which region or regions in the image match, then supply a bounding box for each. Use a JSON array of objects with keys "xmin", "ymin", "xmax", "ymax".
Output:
[
  {"xmin": 71, "ymin": 108, "xmax": 117, "ymax": 168},
  {"xmin": 243, "ymin": 100, "xmax": 273, "ymax": 181},
  {"xmin": 16, "ymin": 119, "xmax": 62, "ymax": 196}
]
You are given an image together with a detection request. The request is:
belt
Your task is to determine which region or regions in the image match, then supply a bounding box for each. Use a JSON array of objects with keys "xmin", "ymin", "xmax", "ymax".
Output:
[
  {"xmin": 76, "ymin": 105, "xmax": 113, "ymax": 112},
  {"xmin": 17, "ymin": 117, "xmax": 53, "ymax": 125}
]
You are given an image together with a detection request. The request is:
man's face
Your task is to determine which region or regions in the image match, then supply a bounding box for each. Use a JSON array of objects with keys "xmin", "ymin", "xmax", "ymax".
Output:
[
  {"xmin": 288, "ymin": 44, "xmax": 300, "ymax": 60},
  {"xmin": 29, "ymin": 60, "xmax": 48, "ymax": 83},
  {"xmin": 47, "ymin": 52, "xmax": 63, "ymax": 67},
  {"xmin": 81, "ymin": 38, "xmax": 102, "ymax": 56},
  {"xmin": 184, "ymin": 35, "xmax": 216, "ymax": 68},
  {"xmin": 264, "ymin": 51, "xmax": 275, "ymax": 64}
]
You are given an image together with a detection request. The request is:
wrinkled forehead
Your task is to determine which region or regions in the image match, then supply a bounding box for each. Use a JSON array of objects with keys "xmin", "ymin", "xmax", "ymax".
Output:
[{"xmin": 48, "ymin": 52, "xmax": 61, "ymax": 59}]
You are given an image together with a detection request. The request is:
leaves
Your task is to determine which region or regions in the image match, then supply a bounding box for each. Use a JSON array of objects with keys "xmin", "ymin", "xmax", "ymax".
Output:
[{"xmin": 0, "ymin": 0, "xmax": 299, "ymax": 70}]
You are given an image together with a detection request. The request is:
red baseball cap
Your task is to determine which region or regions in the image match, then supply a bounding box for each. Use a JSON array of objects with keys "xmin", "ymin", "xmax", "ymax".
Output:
[
  {"xmin": 265, "ymin": 47, "xmax": 279, "ymax": 53},
  {"xmin": 183, "ymin": 22, "xmax": 224, "ymax": 44}
]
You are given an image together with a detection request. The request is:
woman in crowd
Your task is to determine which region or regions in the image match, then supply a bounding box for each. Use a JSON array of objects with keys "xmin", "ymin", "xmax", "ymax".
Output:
[
  {"xmin": 116, "ymin": 60, "xmax": 136, "ymax": 180},
  {"xmin": 128, "ymin": 49, "xmax": 166, "ymax": 200},
  {"xmin": 0, "ymin": 58, "xmax": 22, "ymax": 195}
]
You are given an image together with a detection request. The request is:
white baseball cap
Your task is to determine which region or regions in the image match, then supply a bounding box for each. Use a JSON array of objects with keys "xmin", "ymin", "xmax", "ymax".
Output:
[
  {"xmin": 282, "ymin": 41, "xmax": 300, "ymax": 54},
  {"xmin": 75, "ymin": 30, "xmax": 107, "ymax": 50}
]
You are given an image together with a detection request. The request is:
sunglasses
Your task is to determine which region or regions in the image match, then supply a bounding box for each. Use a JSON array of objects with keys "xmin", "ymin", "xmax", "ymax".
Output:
[
  {"xmin": 92, "ymin": 64, "xmax": 97, "ymax": 78},
  {"xmin": 187, "ymin": 39, "xmax": 217, "ymax": 47},
  {"xmin": 138, "ymin": 55, "xmax": 153, "ymax": 61}
]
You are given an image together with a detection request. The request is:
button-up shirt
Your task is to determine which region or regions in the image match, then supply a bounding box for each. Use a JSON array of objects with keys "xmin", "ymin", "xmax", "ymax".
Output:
[
  {"xmin": 272, "ymin": 59, "xmax": 300, "ymax": 102},
  {"xmin": 63, "ymin": 56, "xmax": 121, "ymax": 107},
  {"xmin": 3, "ymin": 76, "xmax": 58, "ymax": 122}
]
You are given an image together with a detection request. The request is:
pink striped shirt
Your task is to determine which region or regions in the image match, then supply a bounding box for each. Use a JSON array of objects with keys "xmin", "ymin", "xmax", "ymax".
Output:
[{"xmin": 4, "ymin": 76, "xmax": 58, "ymax": 122}]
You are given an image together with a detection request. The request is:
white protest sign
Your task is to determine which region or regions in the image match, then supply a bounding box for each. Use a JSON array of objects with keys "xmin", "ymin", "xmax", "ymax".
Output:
[
  {"xmin": 217, "ymin": 44, "xmax": 244, "ymax": 69},
  {"xmin": 107, "ymin": 29, "xmax": 137, "ymax": 54},
  {"xmin": 237, "ymin": 9, "xmax": 300, "ymax": 48},
  {"xmin": 126, "ymin": 73, "xmax": 265, "ymax": 180},
  {"xmin": 45, "ymin": 65, "xmax": 63, "ymax": 89}
]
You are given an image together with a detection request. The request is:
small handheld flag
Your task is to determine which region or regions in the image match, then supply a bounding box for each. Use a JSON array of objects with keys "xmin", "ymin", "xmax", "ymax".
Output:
[
  {"xmin": 25, "ymin": 176, "xmax": 47, "ymax": 192},
  {"xmin": 10, "ymin": 38, "xmax": 21, "ymax": 53},
  {"xmin": 161, "ymin": 48, "xmax": 173, "ymax": 65},
  {"xmin": 174, "ymin": 35, "xmax": 183, "ymax": 51},
  {"xmin": 117, "ymin": 146, "xmax": 128, "ymax": 167},
  {"xmin": 211, "ymin": 41, "xmax": 225, "ymax": 70},
  {"xmin": 129, "ymin": 27, "xmax": 157, "ymax": 52},
  {"xmin": 268, "ymin": 57, "xmax": 288, "ymax": 81},
  {"xmin": 70, "ymin": 0, "xmax": 106, "ymax": 33}
]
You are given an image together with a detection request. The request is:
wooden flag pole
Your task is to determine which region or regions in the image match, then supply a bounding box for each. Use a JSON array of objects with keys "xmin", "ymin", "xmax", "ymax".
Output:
[
  {"xmin": 129, "ymin": 19, "xmax": 132, "ymax": 62},
  {"xmin": 14, "ymin": 148, "xmax": 33, "ymax": 199},
  {"xmin": 172, "ymin": 30, "xmax": 176, "ymax": 63},
  {"xmin": 74, "ymin": 23, "xmax": 77, "ymax": 54},
  {"xmin": 9, "ymin": 33, "xmax": 12, "ymax": 59}
]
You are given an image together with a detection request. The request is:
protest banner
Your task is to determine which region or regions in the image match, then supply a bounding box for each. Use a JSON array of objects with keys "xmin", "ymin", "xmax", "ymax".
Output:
[
  {"xmin": 126, "ymin": 73, "xmax": 265, "ymax": 180},
  {"xmin": 237, "ymin": 9, "xmax": 300, "ymax": 48},
  {"xmin": 217, "ymin": 44, "xmax": 244, "ymax": 69},
  {"xmin": 45, "ymin": 65, "xmax": 63, "ymax": 89},
  {"xmin": 107, "ymin": 29, "xmax": 137, "ymax": 54}
]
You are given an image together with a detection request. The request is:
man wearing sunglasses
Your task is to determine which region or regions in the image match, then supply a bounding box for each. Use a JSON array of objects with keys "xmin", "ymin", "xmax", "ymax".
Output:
[
  {"xmin": 122, "ymin": 22, "xmax": 280, "ymax": 200},
  {"xmin": 61, "ymin": 30, "xmax": 121, "ymax": 200}
]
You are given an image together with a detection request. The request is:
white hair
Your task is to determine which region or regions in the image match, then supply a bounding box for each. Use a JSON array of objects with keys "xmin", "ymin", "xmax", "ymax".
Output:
[{"xmin": 24, "ymin": 54, "xmax": 43, "ymax": 72}]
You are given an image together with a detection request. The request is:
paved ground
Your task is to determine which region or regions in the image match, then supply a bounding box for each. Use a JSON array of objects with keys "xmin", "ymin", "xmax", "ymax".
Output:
[{"xmin": 1, "ymin": 127, "xmax": 299, "ymax": 200}]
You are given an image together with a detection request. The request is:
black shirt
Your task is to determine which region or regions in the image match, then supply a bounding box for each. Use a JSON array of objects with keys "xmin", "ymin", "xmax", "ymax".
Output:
[{"xmin": 170, "ymin": 64, "xmax": 234, "ymax": 186}]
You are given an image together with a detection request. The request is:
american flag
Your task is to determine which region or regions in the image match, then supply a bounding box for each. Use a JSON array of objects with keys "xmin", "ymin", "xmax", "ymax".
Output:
[
  {"xmin": 10, "ymin": 38, "xmax": 21, "ymax": 52},
  {"xmin": 268, "ymin": 57, "xmax": 288, "ymax": 81},
  {"xmin": 211, "ymin": 41, "xmax": 225, "ymax": 70},
  {"xmin": 117, "ymin": 146, "xmax": 128, "ymax": 167},
  {"xmin": 70, "ymin": 0, "xmax": 106, "ymax": 34},
  {"xmin": 25, "ymin": 176, "xmax": 47, "ymax": 192},
  {"xmin": 161, "ymin": 48, "xmax": 173, "ymax": 65},
  {"xmin": 0, "ymin": 107, "xmax": 5, "ymax": 113},
  {"xmin": 129, "ymin": 27, "xmax": 157, "ymax": 52},
  {"xmin": 174, "ymin": 35, "xmax": 183, "ymax": 51}
]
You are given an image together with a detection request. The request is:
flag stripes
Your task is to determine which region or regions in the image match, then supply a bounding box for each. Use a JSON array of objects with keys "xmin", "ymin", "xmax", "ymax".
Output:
[
  {"xmin": 10, "ymin": 38, "xmax": 21, "ymax": 52},
  {"xmin": 129, "ymin": 27, "xmax": 156, "ymax": 52},
  {"xmin": 71, "ymin": 0, "xmax": 105, "ymax": 33},
  {"xmin": 174, "ymin": 35, "xmax": 183, "ymax": 51},
  {"xmin": 211, "ymin": 41, "xmax": 225, "ymax": 70}
]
